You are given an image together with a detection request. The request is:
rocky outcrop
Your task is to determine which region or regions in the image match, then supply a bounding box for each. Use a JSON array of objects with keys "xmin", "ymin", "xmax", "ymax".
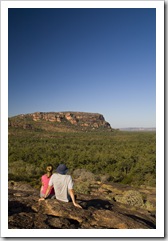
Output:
[
  {"xmin": 8, "ymin": 181, "xmax": 156, "ymax": 229},
  {"xmin": 8, "ymin": 112, "xmax": 112, "ymax": 132},
  {"xmin": 31, "ymin": 112, "xmax": 111, "ymax": 129}
]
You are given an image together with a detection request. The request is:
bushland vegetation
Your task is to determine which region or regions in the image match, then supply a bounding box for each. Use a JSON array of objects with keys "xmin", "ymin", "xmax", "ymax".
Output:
[{"xmin": 8, "ymin": 127, "xmax": 156, "ymax": 188}]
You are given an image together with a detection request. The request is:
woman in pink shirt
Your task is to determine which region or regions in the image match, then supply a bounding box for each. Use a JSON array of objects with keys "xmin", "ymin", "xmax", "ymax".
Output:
[{"xmin": 40, "ymin": 164, "xmax": 55, "ymax": 198}]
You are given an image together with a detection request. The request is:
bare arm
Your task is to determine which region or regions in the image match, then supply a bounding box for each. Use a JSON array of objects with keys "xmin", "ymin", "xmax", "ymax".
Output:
[
  {"xmin": 39, "ymin": 185, "xmax": 52, "ymax": 201},
  {"xmin": 44, "ymin": 185, "xmax": 52, "ymax": 199},
  {"xmin": 68, "ymin": 189, "xmax": 82, "ymax": 208}
]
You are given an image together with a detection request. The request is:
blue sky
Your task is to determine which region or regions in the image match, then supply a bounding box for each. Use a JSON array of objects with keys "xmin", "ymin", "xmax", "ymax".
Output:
[{"xmin": 8, "ymin": 8, "xmax": 156, "ymax": 128}]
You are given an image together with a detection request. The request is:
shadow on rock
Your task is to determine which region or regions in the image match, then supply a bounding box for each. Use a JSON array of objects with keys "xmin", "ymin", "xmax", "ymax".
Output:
[
  {"xmin": 9, "ymin": 200, "xmax": 34, "ymax": 216},
  {"xmin": 78, "ymin": 198, "xmax": 113, "ymax": 210}
]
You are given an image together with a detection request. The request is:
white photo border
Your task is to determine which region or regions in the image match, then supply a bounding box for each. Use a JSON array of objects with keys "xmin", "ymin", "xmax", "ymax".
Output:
[{"xmin": 1, "ymin": 0, "xmax": 164, "ymax": 238}]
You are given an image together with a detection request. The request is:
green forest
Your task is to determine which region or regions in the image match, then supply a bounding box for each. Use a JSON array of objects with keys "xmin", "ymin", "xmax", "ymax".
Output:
[{"xmin": 8, "ymin": 127, "xmax": 156, "ymax": 188}]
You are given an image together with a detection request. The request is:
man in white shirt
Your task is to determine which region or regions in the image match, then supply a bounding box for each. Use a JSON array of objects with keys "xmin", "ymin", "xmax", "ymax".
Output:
[{"xmin": 43, "ymin": 163, "xmax": 82, "ymax": 208}]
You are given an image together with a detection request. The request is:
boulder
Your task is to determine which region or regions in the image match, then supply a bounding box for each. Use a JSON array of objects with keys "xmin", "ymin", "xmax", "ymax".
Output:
[{"xmin": 8, "ymin": 182, "xmax": 156, "ymax": 229}]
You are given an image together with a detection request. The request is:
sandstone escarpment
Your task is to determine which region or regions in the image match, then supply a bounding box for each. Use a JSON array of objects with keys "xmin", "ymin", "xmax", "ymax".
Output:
[{"xmin": 8, "ymin": 111, "xmax": 112, "ymax": 132}]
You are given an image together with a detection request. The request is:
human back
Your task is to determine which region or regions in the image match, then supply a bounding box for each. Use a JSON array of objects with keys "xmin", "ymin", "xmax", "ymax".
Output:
[
  {"xmin": 40, "ymin": 164, "xmax": 55, "ymax": 198},
  {"xmin": 49, "ymin": 173, "xmax": 73, "ymax": 202}
]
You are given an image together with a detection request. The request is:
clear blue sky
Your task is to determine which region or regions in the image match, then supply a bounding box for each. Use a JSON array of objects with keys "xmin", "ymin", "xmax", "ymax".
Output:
[{"xmin": 8, "ymin": 8, "xmax": 156, "ymax": 128}]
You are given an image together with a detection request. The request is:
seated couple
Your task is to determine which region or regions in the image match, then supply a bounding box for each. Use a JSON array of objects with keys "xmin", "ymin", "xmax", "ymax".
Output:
[{"xmin": 39, "ymin": 163, "xmax": 82, "ymax": 209}]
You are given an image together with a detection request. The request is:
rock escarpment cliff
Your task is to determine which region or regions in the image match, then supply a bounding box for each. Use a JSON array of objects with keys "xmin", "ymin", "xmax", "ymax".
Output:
[{"xmin": 8, "ymin": 111, "xmax": 112, "ymax": 132}]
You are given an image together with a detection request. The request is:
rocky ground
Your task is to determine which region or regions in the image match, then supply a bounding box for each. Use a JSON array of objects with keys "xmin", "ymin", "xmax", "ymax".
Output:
[{"xmin": 8, "ymin": 181, "xmax": 156, "ymax": 229}]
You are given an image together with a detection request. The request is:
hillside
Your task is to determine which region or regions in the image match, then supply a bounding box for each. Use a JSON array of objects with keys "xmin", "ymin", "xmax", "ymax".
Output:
[{"xmin": 8, "ymin": 111, "xmax": 112, "ymax": 132}]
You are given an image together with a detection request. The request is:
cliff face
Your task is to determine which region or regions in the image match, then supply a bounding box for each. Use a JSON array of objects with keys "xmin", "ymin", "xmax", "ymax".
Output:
[{"xmin": 8, "ymin": 111, "xmax": 112, "ymax": 132}]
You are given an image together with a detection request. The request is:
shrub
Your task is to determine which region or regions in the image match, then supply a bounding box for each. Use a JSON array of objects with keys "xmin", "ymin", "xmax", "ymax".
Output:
[
  {"xmin": 72, "ymin": 169, "xmax": 96, "ymax": 182},
  {"xmin": 123, "ymin": 190, "xmax": 144, "ymax": 207},
  {"xmin": 99, "ymin": 174, "xmax": 111, "ymax": 183},
  {"xmin": 74, "ymin": 181, "xmax": 90, "ymax": 195},
  {"xmin": 115, "ymin": 190, "xmax": 144, "ymax": 208}
]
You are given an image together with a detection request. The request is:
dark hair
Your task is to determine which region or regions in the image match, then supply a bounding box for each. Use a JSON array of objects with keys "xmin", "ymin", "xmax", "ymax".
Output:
[{"xmin": 46, "ymin": 164, "xmax": 53, "ymax": 177}]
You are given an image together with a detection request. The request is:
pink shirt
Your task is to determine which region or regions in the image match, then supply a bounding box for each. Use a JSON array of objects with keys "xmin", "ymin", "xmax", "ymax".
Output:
[{"xmin": 41, "ymin": 174, "xmax": 55, "ymax": 195}]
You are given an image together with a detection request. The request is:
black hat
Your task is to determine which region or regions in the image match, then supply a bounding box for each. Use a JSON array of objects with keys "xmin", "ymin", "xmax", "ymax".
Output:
[{"xmin": 56, "ymin": 164, "xmax": 68, "ymax": 175}]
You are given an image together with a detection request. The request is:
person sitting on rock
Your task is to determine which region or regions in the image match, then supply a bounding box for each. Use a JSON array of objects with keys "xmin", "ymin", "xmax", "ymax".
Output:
[
  {"xmin": 39, "ymin": 164, "xmax": 55, "ymax": 199},
  {"xmin": 42, "ymin": 163, "xmax": 82, "ymax": 208}
]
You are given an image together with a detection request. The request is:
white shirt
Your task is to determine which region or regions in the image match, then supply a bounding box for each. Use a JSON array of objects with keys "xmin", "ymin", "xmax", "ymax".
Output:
[{"xmin": 49, "ymin": 173, "xmax": 73, "ymax": 202}]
